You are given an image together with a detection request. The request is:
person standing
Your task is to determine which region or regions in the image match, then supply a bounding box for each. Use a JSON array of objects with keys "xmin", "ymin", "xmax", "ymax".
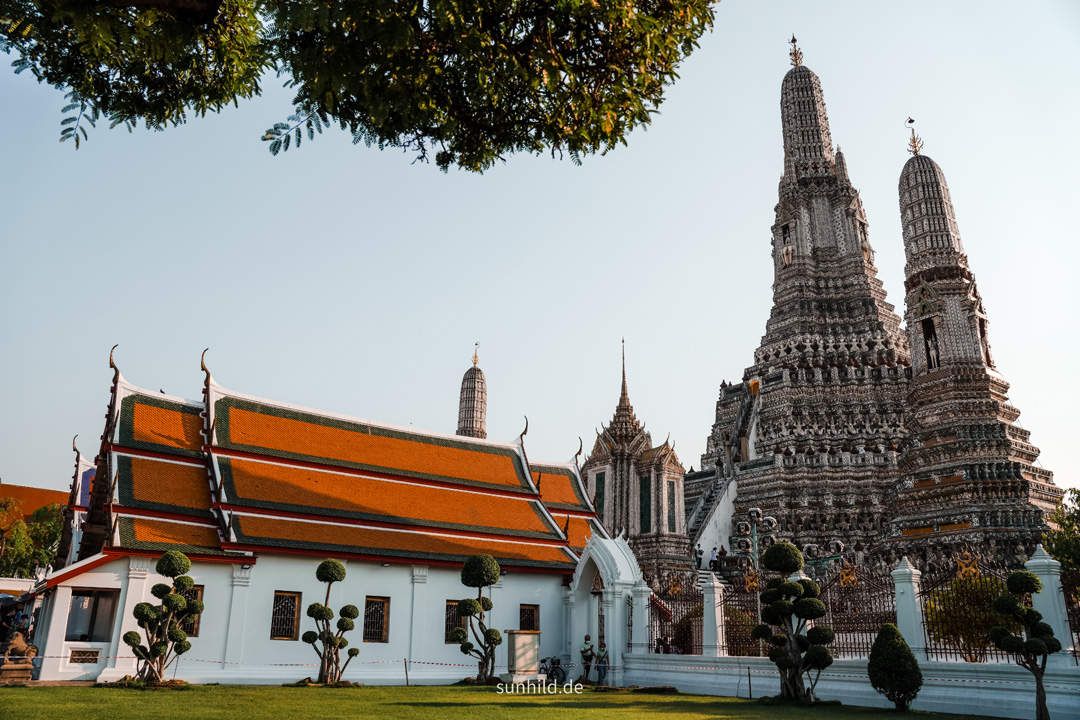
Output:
[
  {"xmin": 579, "ymin": 634, "xmax": 595, "ymax": 682},
  {"xmin": 595, "ymin": 642, "xmax": 610, "ymax": 685},
  {"xmin": 710, "ymin": 547, "xmax": 719, "ymax": 571},
  {"xmin": 695, "ymin": 544, "xmax": 703, "ymax": 569}
]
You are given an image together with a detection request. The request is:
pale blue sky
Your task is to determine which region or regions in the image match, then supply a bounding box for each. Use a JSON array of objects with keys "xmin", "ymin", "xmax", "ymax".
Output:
[{"xmin": 1, "ymin": 1, "xmax": 1077, "ymax": 497}]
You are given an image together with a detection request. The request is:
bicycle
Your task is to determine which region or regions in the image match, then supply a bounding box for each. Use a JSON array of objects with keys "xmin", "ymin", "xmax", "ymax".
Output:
[{"xmin": 539, "ymin": 655, "xmax": 566, "ymax": 683}]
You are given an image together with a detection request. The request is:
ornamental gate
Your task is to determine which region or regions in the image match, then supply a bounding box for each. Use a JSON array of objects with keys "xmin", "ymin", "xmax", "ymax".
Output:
[
  {"xmin": 918, "ymin": 550, "xmax": 1015, "ymax": 663},
  {"xmin": 648, "ymin": 572, "xmax": 703, "ymax": 655},
  {"xmin": 815, "ymin": 562, "xmax": 896, "ymax": 658},
  {"xmin": 1063, "ymin": 576, "xmax": 1080, "ymax": 665},
  {"xmin": 720, "ymin": 569, "xmax": 767, "ymax": 657}
]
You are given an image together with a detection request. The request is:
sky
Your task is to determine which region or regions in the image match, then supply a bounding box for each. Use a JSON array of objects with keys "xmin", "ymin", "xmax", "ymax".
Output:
[{"xmin": 1, "ymin": 1, "xmax": 1077, "ymax": 497}]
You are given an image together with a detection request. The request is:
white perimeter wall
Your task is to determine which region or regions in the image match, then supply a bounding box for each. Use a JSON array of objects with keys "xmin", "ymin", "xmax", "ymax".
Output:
[
  {"xmin": 620, "ymin": 653, "xmax": 1080, "ymax": 720},
  {"xmin": 35, "ymin": 555, "xmax": 568, "ymax": 685}
]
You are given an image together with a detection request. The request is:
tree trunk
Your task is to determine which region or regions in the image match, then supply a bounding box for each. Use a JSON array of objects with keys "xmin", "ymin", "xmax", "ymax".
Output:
[{"xmin": 1033, "ymin": 667, "xmax": 1050, "ymax": 720}]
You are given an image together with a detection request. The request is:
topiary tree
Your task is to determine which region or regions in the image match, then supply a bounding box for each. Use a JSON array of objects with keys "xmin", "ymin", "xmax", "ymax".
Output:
[
  {"xmin": 749, "ymin": 542, "xmax": 835, "ymax": 702},
  {"xmin": 121, "ymin": 550, "xmax": 203, "ymax": 682},
  {"xmin": 867, "ymin": 623, "xmax": 923, "ymax": 711},
  {"xmin": 302, "ymin": 559, "xmax": 360, "ymax": 684},
  {"xmin": 989, "ymin": 571, "xmax": 1062, "ymax": 720},
  {"xmin": 449, "ymin": 554, "xmax": 502, "ymax": 682}
]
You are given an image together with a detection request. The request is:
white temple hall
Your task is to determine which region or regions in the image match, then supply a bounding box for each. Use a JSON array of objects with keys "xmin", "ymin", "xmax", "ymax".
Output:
[{"xmin": 29, "ymin": 354, "xmax": 648, "ymax": 684}]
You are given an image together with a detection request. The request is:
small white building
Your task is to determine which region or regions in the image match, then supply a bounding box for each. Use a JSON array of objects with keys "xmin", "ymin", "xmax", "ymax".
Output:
[{"xmin": 29, "ymin": 362, "xmax": 649, "ymax": 684}]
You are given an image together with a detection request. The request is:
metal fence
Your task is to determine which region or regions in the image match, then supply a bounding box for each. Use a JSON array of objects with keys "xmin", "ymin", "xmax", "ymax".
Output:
[
  {"xmin": 919, "ymin": 557, "xmax": 1015, "ymax": 663},
  {"xmin": 816, "ymin": 564, "xmax": 896, "ymax": 658},
  {"xmin": 720, "ymin": 571, "xmax": 765, "ymax": 657},
  {"xmin": 1063, "ymin": 577, "xmax": 1080, "ymax": 665},
  {"xmin": 648, "ymin": 572, "xmax": 703, "ymax": 655}
]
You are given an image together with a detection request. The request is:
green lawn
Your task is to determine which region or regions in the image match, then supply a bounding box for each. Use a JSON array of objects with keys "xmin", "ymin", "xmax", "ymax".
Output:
[{"xmin": 0, "ymin": 685, "xmax": 996, "ymax": 720}]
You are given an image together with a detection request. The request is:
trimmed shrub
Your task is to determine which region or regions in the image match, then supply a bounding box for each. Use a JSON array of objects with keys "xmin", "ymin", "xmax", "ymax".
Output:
[
  {"xmin": 452, "ymin": 554, "xmax": 503, "ymax": 683},
  {"xmin": 990, "ymin": 570, "xmax": 1061, "ymax": 720},
  {"xmin": 303, "ymin": 559, "xmax": 359, "ymax": 684},
  {"xmin": 868, "ymin": 623, "xmax": 922, "ymax": 711},
  {"xmin": 122, "ymin": 551, "xmax": 201, "ymax": 683},
  {"xmin": 763, "ymin": 543, "xmax": 803, "ymax": 574}
]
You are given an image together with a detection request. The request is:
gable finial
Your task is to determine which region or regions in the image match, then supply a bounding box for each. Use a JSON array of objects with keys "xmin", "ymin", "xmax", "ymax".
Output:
[
  {"xmin": 906, "ymin": 117, "xmax": 924, "ymax": 155},
  {"xmin": 72, "ymin": 434, "xmax": 79, "ymax": 455},
  {"xmin": 473, "ymin": 341, "xmax": 479, "ymax": 367},
  {"xmin": 109, "ymin": 344, "xmax": 120, "ymax": 384},
  {"xmin": 789, "ymin": 34, "xmax": 803, "ymax": 67},
  {"xmin": 201, "ymin": 348, "xmax": 212, "ymax": 387}
]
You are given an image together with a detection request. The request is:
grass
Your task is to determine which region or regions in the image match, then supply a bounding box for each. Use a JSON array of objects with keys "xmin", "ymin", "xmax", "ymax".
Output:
[{"xmin": 0, "ymin": 685, "xmax": 997, "ymax": 720}]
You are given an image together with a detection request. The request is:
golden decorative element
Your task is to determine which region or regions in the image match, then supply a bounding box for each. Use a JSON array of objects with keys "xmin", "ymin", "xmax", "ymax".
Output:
[
  {"xmin": 906, "ymin": 117, "xmax": 924, "ymax": 155},
  {"xmin": 669, "ymin": 574, "xmax": 683, "ymax": 596},
  {"xmin": 956, "ymin": 549, "xmax": 981, "ymax": 580},
  {"xmin": 839, "ymin": 561, "xmax": 858, "ymax": 589},
  {"xmin": 789, "ymin": 35, "xmax": 803, "ymax": 67},
  {"xmin": 473, "ymin": 341, "xmax": 479, "ymax": 367},
  {"xmin": 744, "ymin": 568, "xmax": 760, "ymax": 593}
]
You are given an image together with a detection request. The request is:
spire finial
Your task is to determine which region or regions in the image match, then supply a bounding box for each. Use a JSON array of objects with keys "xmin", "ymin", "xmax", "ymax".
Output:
[
  {"xmin": 473, "ymin": 341, "xmax": 479, "ymax": 367},
  {"xmin": 906, "ymin": 117, "xmax": 924, "ymax": 155},
  {"xmin": 620, "ymin": 338, "xmax": 629, "ymax": 404},
  {"xmin": 789, "ymin": 34, "xmax": 803, "ymax": 67}
]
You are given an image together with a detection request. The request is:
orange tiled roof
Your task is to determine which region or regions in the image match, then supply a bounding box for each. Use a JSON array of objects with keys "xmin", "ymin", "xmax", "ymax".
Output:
[
  {"xmin": 117, "ymin": 393, "xmax": 204, "ymax": 457},
  {"xmin": 214, "ymin": 396, "xmax": 532, "ymax": 492},
  {"xmin": 0, "ymin": 484, "xmax": 67, "ymax": 520},
  {"xmin": 116, "ymin": 516, "xmax": 225, "ymax": 555},
  {"xmin": 548, "ymin": 514, "xmax": 604, "ymax": 552},
  {"xmin": 230, "ymin": 514, "xmax": 576, "ymax": 569},
  {"xmin": 218, "ymin": 456, "xmax": 561, "ymax": 539},
  {"xmin": 117, "ymin": 454, "xmax": 214, "ymax": 518},
  {"xmin": 532, "ymin": 464, "xmax": 592, "ymax": 512}
]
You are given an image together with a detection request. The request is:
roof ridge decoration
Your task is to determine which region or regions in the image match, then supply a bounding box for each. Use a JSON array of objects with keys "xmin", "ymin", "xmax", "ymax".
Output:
[{"xmin": 109, "ymin": 344, "xmax": 123, "ymax": 386}]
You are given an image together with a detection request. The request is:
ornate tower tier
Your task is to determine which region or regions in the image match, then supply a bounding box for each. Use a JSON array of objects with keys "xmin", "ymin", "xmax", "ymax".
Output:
[
  {"xmin": 456, "ymin": 347, "xmax": 487, "ymax": 439},
  {"xmin": 693, "ymin": 53, "xmax": 911, "ymax": 556},
  {"xmin": 890, "ymin": 152, "xmax": 1062, "ymax": 568},
  {"xmin": 582, "ymin": 344, "xmax": 691, "ymax": 581}
]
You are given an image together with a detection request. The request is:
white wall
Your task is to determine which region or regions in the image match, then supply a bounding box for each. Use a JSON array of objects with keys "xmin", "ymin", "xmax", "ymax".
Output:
[
  {"xmin": 621, "ymin": 653, "xmax": 1080, "ymax": 720},
  {"xmin": 38, "ymin": 554, "xmax": 569, "ymax": 685},
  {"xmin": 695, "ymin": 478, "xmax": 736, "ymax": 557}
]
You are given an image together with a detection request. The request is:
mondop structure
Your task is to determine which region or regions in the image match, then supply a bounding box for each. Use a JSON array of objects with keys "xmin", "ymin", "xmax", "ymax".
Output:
[{"xmin": 24, "ymin": 42, "xmax": 1065, "ymax": 684}]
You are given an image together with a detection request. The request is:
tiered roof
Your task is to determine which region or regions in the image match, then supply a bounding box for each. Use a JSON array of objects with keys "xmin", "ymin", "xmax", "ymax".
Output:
[{"xmin": 72, "ymin": 359, "xmax": 603, "ymax": 573}]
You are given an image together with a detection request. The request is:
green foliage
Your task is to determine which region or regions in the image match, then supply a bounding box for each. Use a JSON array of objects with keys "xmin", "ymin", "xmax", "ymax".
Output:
[
  {"xmin": 348, "ymin": 648, "xmax": 359, "ymax": 658},
  {"xmin": 765, "ymin": 577, "xmax": 785, "ymax": 590},
  {"xmin": 156, "ymin": 550, "xmax": 191, "ymax": 578},
  {"xmin": 304, "ymin": 560, "xmax": 359, "ymax": 684},
  {"xmin": 750, "ymin": 624, "xmax": 773, "ymax": 641},
  {"xmin": 803, "ymin": 643, "xmax": 831, "ymax": 671},
  {"xmin": 797, "ymin": 579, "xmax": 820, "ymax": 599},
  {"xmin": 151, "ymin": 584, "xmax": 172, "ymax": 600},
  {"xmin": 479, "ymin": 597, "xmax": 493, "ymax": 612},
  {"xmin": 173, "ymin": 576, "xmax": 195, "ymax": 592},
  {"xmin": 793, "ymin": 598, "xmax": 826, "ymax": 621},
  {"xmin": 316, "ymin": 559, "xmax": 347, "ymax": 583},
  {"xmin": 0, "ymin": 497, "xmax": 63, "ymax": 578},
  {"xmin": 723, "ymin": 604, "xmax": 759, "ymax": 657},
  {"xmin": 778, "ymin": 581, "xmax": 804, "ymax": 598},
  {"xmin": 484, "ymin": 628, "xmax": 502, "ymax": 646},
  {"xmin": 806, "ymin": 626, "xmax": 834, "ymax": 646},
  {"xmin": 867, "ymin": 623, "xmax": 922, "ymax": 711},
  {"xmin": 307, "ymin": 603, "xmax": 334, "ymax": 621},
  {"xmin": 166, "ymin": 625, "xmax": 187, "ymax": 643},
  {"xmin": 457, "ymin": 598, "xmax": 481, "ymax": 617},
  {"xmin": 759, "ymin": 588, "xmax": 781, "ymax": 605},
  {"xmin": 133, "ymin": 603, "xmax": 157, "ymax": 623},
  {"xmin": 767, "ymin": 633, "xmax": 788, "ymax": 648},
  {"xmin": 1043, "ymin": 487, "xmax": 1080, "ymax": 586},
  {"xmin": 447, "ymin": 627, "xmax": 468, "ymax": 644},
  {"xmin": 461, "ymin": 554, "xmax": 500, "ymax": 588},
  {"xmin": 161, "ymin": 593, "xmax": 187, "ymax": 613},
  {"xmin": 123, "ymin": 631, "xmax": 143, "ymax": 648},
  {"xmin": 762, "ymin": 542, "xmax": 804, "ymax": 574}
]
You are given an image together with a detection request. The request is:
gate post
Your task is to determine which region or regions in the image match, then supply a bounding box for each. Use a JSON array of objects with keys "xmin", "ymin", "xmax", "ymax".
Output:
[
  {"xmin": 700, "ymin": 572, "xmax": 725, "ymax": 657},
  {"xmin": 891, "ymin": 557, "xmax": 925, "ymax": 657},
  {"xmin": 630, "ymin": 583, "xmax": 651, "ymax": 654},
  {"xmin": 1025, "ymin": 545, "xmax": 1072, "ymax": 667}
]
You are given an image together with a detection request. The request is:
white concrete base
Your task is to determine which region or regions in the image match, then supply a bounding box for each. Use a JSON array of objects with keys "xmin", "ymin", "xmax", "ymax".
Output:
[{"xmin": 499, "ymin": 673, "xmax": 547, "ymax": 684}]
